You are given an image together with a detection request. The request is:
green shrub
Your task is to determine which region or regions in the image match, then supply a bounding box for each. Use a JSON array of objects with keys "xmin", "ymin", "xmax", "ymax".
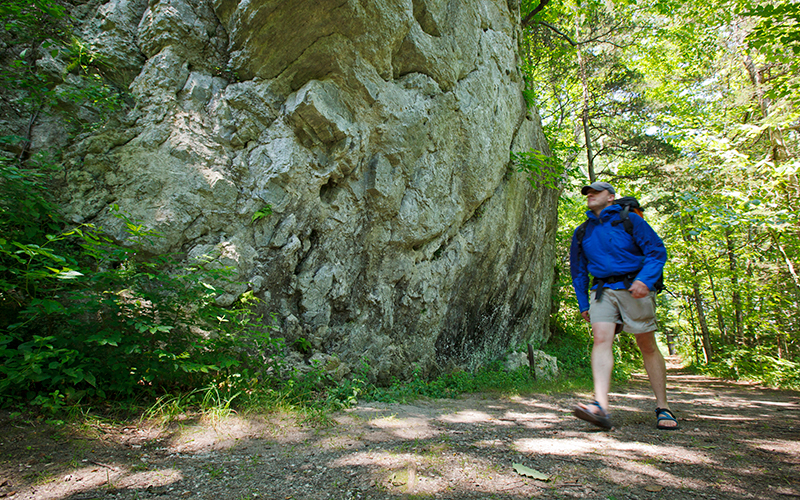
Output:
[
  {"xmin": 541, "ymin": 313, "xmax": 646, "ymax": 387},
  {"xmin": 0, "ymin": 159, "xmax": 284, "ymax": 406},
  {"xmin": 612, "ymin": 332, "xmax": 644, "ymax": 381},
  {"xmin": 697, "ymin": 345, "xmax": 800, "ymax": 389},
  {"xmin": 0, "ymin": 0, "xmax": 285, "ymax": 412}
]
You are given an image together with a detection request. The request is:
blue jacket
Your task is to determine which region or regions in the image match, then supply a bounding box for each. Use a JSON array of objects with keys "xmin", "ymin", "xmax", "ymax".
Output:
[{"xmin": 569, "ymin": 204, "xmax": 667, "ymax": 313}]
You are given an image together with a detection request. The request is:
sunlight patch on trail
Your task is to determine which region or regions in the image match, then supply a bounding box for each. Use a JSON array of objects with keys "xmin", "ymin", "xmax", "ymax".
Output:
[
  {"xmin": 498, "ymin": 410, "xmax": 561, "ymax": 428},
  {"xmin": 329, "ymin": 449, "xmax": 534, "ymax": 497},
  {"xmin": 472, "ymin": 438, "xmax": 506, "ymax": 448},
  {"xmin": 745, "ymin": 400, "xmax": 800, "ymax": 408},
  {"xmin": 514, "ymin": 438, "xmax": 717, "ymax": 466},
  {"xmin": 110, "ymin": 469, "xmax": 183, "ymax": 492},
  {"xmin": 27, "ymin": 465, "xmax": 182, "ymax": 500},
  {"xmin": 369, "ymin": 416, "xmax": 440, "ymax": 439},
  {"xmin": 437, "ymin": 410, "xmax": 494, "ymax": 424},
  {"xmin": 743, "ymin": 438, "xmax": 800, "ymax": 454},
  {"xmin": 697, "ymin": 414, "xmax": 758, "ymax": 422}
]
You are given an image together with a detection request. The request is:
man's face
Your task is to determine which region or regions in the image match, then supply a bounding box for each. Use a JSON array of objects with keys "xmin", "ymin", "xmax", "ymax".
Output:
[{"xmin": 585, "ymin": 188, "xmax": 615, "ymax": 212}]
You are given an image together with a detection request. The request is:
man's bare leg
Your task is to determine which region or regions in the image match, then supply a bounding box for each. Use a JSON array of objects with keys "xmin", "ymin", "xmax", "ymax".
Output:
[
  {"xmin": 574, "ymin": 321, "xmax": 617, "ymax": 429},
  {"xmin": 578, "ymin": 321, "xmax": 616, "ymax": 415},
  {"xmin": 635, "ymin": 331, "xmax": 677, "ymax": 428}
]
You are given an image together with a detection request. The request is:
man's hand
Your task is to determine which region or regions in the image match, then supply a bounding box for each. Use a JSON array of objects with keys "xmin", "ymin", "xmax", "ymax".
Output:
[
  {"xmin": 581, "ymin": 311, "xmax": 590, "ymax": 322},
  {"xmin": 629, "ymin": 279, "xmax": 650, "ymax": 299}
]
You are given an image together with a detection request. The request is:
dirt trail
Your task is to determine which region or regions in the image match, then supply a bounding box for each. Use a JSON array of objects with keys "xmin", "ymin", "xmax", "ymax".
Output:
[{"xmin": 2, "ymin": 357, "xmax": 799, "ymax": 500}]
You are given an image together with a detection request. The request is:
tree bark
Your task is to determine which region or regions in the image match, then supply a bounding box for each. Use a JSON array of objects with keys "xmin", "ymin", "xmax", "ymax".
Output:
[
  {"xmin": 577, "ymin": 42, "xmax": 595, "ymax": 181},
  {"xmin": 725, "ymin": 228, "xmax": 744, "ymax": 344},
  {"xmin": 693, "ymin": 281, "xmax": 713, "ymax": 363},
  {"xmin": 683, "ymin": 299, "xmax": 701, "ymax": 364},
  {"xmin": 521, "ymin": 0, "xmax": 551, "ymax": 28},
  {"xmin": 771, "ymin": 230, "xmax": 800, "ymax": 293},
  {"xmin": 704, "ymin": 266, "xmax": 727, "ymax": 347},
  {"xmin": 744, "ymin": 55, "xmax": 797, "ymax": 221},
  {"xmin": 743, "ymin": 55, "xmax": 788, "ymax": 164}
]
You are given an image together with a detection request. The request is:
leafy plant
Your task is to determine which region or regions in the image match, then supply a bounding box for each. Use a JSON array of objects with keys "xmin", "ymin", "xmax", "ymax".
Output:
[
  {"xmin": 251, "ymin": 204, "xmax": 273, "ymax": 224},
  {"xmin": 0, "ymin": 199, "xmax": 285, "ymax": 405},
  {"xmin": 512, "ymin": 148, "xmax": 565, "ymax": 190},
  {"xmin": 696, "ymin": 345, "xmax": 800, "ymax": 389}
]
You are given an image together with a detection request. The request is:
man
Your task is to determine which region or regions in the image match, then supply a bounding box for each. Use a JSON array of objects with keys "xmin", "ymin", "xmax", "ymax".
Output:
[{"xmin": 569, "ymin": 181, "xmax": 678, "ymax": 430}]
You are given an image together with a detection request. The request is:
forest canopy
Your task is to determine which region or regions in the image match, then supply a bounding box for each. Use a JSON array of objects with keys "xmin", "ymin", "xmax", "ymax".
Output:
[{"xmin": 519, "ymin": 0, "xmax": 799, "ymax": 387}]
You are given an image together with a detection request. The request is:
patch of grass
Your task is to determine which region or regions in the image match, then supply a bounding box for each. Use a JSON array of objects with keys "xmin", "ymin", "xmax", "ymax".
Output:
[
  {"xmin": 362, "ymin": 361, "xmax": 537, "ymax": 404},
  {"xmin": 202, "ymin": 463, "xmax": 225, "ymax": 479},
  {"xmin": 26, "ymin": 470, "xmax": 56, "ymax": 485},
  {"xmin": 334, "ymin": 320, "xmax": 603, "ymax": 406},
  {"xmin": 129, "ymin": 462, "xmax": 149, "ymax": 472},
  {"xmin": 539, "ymin": 316, "xmax": 648, "ymax": 389}
]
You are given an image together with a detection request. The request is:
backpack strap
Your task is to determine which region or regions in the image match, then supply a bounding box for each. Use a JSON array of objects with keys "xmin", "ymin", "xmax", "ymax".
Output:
[
  {"xmin": 592, "ymin": 272, "xmax": 638, "ymax": 301},
  {"xmin": 611, "ymin": 206, "xmax": 634, "ymax": 236},
  {"xmin": 614, "ymin": 208, "xmax": 666, "ymax": 293},
  {"xmin": 575, "ymin": 220, "xmax": 589, "ymax": 243}
]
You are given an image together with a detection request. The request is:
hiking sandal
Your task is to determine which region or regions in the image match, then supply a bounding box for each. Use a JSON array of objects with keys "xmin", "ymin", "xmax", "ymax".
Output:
[
  {"xmin": 655, "ymin": 407, "xmax": 679, "ymax": 430},
  {"xmin": 574, "ymin": 401, "xmax": 613, "ymax": 430}
]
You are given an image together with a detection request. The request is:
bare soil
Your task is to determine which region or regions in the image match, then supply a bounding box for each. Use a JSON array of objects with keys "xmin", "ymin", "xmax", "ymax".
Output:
[{"xmin": 2, "ymin": 357, "xmax": 798, "ymax": 500}]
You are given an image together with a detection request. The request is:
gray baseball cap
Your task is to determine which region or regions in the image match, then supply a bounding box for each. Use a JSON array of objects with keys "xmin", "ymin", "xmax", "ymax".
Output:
[{"xmin": 581, "ymin": 181, "xmax": 615, "ymax": 195}]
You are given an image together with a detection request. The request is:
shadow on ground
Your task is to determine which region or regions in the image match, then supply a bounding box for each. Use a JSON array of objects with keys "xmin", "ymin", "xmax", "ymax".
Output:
[{"xmin": 1, "ymin": 357, "xmax": 798, "ymax": 499}]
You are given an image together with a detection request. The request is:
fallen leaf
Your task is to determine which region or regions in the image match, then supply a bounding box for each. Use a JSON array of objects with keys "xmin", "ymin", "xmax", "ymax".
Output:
[
  {"xmin": 644, "ymin": 484, "xmax": 663, "ymax": 492},
  {"xmin": 512, "ymin": 463, "xmax": 549, "ymax": 481}
]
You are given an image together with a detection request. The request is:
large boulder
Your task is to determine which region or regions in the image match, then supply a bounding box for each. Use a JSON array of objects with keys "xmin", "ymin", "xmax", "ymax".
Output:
[{"xmin": 38, "ymin": 0, "xmax": 559, "ymax": 383}]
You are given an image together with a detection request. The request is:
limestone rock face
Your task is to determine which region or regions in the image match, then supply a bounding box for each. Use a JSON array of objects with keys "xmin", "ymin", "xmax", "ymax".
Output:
[{"xmin": 52, "ymin": 0, "xmax": 559, "ymax": 382}]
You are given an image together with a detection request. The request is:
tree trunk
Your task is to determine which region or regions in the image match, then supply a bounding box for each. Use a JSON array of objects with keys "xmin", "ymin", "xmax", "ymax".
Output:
[
  {"xmin": 705, "ymin": 269, "xmax": 728, "ymax": 347},
  {"xmin": 693, "ymin": 281, "xmax": 713, "ymax": 362},
  {"xmin": 521, "ymin": 0, "xmax": 551, "ymax": 27},
  {"xmin": 684, "ymin": 295, "xmax": 702, "ymax": 364},
  {"xmin": 745, "ymin": 228, "xmax": 756, "ymax": 339},
  {"xmin": 743, "ymin": 55, "xmax": 788, "ymax": 164},
  {"xmin": 575, "ymin": 20, "xmax": 595, "ymax": 182},
  {"xmin": 771, "ymin": 230, "xmax": 800, "ymax": 293},
  {"xmin": 744, "ymin": 55, "xmax": 798, "ymax": 222},
  {"xmin": 725, "ymin": 228, "xmax": 744, "ymax": 344}
]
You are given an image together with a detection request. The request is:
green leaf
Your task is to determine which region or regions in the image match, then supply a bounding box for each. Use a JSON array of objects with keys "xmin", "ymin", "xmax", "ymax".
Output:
[
  {"xmin": 251, "ymin": 204, "xmax": 273, "ymax": 224},
  {"xmin": 86, "ymin": 332, "xmax": 122, "ymax": 346},
  {"xmin": 513, "ymin": 463, "xmax": 549, "ymax": 480},
  {"xmin": 46, "ymin": 267, "xmax": 84, "ymax": 280},
  {"xmin": 30, "ymin": 298, "xmax": 66, "ymax": 314}
]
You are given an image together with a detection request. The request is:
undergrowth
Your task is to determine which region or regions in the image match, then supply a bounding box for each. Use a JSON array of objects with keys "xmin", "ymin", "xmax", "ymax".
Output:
[
  {"xmin": 5, "ymin": 313, "xmax": 656, "ymax": 428},
  {"xmin": 364, "ymin": 362, "xmax": 538, "ymax": 404},
  {"xmin": 688, "ymin": 345, "xmax": 800, "ymax": 390}
]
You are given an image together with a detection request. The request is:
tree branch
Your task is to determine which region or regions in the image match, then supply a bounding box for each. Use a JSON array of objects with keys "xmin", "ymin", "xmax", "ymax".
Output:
[
  {"xmin": 521, "ymin": 0, "xmax": 551, "ymax": 28},
  {"xmin": 537, "ymin": 21, "xmax": 577, "ymax": 46},
  {"xmin": 529, "ymin": 19, "xmax": 633, "ymax": 49}
]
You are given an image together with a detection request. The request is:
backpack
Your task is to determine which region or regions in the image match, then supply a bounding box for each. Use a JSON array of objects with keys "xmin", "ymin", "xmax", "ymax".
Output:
[{"xmin": 575, "ymin": 196, "xmax": 665, "ymax": 293}]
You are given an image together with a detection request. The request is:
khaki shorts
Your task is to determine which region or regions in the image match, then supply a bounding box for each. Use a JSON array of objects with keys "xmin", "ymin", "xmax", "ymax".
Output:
[{"xmin": 589, "ymin": 288, "xmax": 657, "ymax": 334}]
